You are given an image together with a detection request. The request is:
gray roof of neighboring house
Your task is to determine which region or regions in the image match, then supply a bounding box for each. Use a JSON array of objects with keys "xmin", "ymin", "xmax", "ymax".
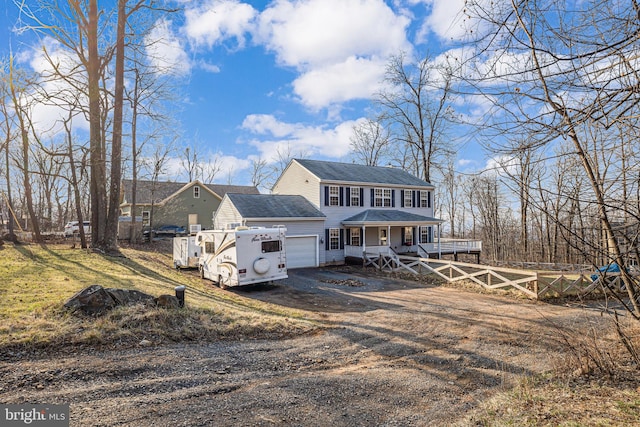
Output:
[
  {"xmin": 227, "ymin": 193, "xmax": 325, "ymax": 219},
  {"xmin": 342, "ymin": 209, "xmax": 442, "ymax": 224},
  {"xmin": 121, "ymin": 179, "xmax": 259, "ymax": 205},
  {"xmin": 294, "ymin": 158, "xmax": 433, "ymax": 187}
]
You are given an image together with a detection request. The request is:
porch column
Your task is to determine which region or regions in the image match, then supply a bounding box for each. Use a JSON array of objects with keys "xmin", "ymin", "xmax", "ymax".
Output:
[{"xmin": 362, "ymin": 225, "xmax": 366, "ymax": 255}]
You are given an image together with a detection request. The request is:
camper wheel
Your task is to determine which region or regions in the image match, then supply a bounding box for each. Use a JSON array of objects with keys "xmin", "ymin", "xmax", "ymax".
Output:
[{"xmin": 218, "ymin": 275, "xmax": 229, "ymax": 290}]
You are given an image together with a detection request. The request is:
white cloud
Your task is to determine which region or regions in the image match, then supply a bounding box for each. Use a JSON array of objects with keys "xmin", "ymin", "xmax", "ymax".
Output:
[
  {"xmin": 242, "ymin": 114, "xmax": 297, "ymax": 137},
  {"xmin": 145, "ymin": 18, "xmax": 191, "ymax": 76},
  {"xmin": 256, "ymin": 0, "xmax": 411, "ymax": 68},
  {"xmin": 292, "ymin": 56, "xmax": 387, "ymax": 110},
  {"xmin": 242, "ymin": 114, "xmax": 361, "ymax": 161},
  {"xmin": 183, "ymin": 0, "xmax": 257, "ymax": 49}
]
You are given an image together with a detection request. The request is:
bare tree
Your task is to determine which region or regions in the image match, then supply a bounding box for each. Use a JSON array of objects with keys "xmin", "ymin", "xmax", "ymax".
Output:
[
  {"xmin": 349, "ymin": 117, "xmax": 392, "ymax": 166},
  {"xmin": 8, "ymin": 58, "xmax": 41, "ymax": 241},
  {"xmin": 462, "ymin": 0, "xmax": 640, "ymax": 315},
  {"xmin": 249, "ymin": 157, "xmax": 271, "ymax": 191},
  {"xmin": 376, "ymin": 52, "xmax": 455, "ymax": 182}
]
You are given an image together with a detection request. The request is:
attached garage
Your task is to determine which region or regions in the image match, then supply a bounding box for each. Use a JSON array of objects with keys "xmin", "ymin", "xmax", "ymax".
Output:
[
  {"xmin": 285, "ymin": 235, "xmax": 318, "ymax": 269},
  {"xmin": 213, "ymin": 193, "xmax": 327, "ymax": 267}
]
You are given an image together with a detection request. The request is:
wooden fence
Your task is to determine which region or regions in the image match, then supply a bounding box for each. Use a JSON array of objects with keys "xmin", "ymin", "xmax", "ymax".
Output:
[{"xmin": 364, "ymin": 251, "xmax": 630, "ymax": 300}]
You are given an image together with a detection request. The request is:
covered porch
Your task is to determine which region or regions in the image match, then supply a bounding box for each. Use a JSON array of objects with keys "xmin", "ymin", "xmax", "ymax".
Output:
[{"xmin": 341, "ymin": 210, "xmax": 482, "ymax": 263}]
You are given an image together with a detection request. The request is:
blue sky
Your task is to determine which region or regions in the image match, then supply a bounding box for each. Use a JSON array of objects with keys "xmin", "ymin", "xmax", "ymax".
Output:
[{"xmin": 1, "ymin": 0, "xmax": 487, "ymax": 188}]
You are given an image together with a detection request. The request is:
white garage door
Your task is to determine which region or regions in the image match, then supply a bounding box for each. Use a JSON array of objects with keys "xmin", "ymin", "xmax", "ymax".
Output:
[{"xmin": 285, "ymin": 236, "xmax": 318, "ymax": 269}]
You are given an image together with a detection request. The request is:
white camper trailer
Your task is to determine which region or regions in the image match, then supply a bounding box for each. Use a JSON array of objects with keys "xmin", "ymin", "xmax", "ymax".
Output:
[
  {"xmin": 173, "ymin": 235, "xmax": 201, "ymax": 269},
  {"xmin": 197, "ymin": 227, "xmax": 287, "ymax": 288}
]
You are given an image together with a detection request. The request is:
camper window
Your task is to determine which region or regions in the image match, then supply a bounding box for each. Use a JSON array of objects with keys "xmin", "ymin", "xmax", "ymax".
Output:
[
  {"xmin": 261, "ymin": 240, "xmax": 281, "ymax": 253},
  {"xmin": 205, "ymin": 241, "xmax": 215, "ymax": 253}
]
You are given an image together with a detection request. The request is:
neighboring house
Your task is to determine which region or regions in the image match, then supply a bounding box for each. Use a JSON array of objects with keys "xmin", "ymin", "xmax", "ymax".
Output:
[
  {"xmin": 213, "ymin": 193, "xmax": 326, "ymax": 268},
  {"xmin": 272, "ymin": 159, "xmax": 448, "ymax": 266},
  {"xmin": 120, "ymin": 179, "xmax": 259, "ymax": 231}
]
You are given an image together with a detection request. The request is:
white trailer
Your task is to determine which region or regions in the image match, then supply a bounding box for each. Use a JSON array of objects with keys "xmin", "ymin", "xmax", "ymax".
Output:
[
  {"xmin": 196, "ymin": 227, "xmax": 287, "ymax": 288},
  {"xmin": 173, "ymin": 235, "xmax": 201, "ymax": 269}
]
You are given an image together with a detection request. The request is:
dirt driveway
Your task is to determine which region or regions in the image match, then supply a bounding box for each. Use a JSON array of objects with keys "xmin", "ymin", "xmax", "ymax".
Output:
[{"xmin": 1, "ymin": 267, "xmax": 606, "ymax": 426}]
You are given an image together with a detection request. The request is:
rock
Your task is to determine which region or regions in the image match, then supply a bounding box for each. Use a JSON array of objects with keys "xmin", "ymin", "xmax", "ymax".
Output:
[
  {"xmin": 139, "ymin": 339, "xmax": 152, "ymax": 347},
  {"xmin": 64, "ymin": 285, "xmax": 158, "ymax": 315},
  {"xmin": 155, "ymin": 294, "xmax": 180, "ymax": 309},
  {"xmin": 64, "ymin": 285, "xmax": 118, "ymax": 315},
  {"xmin": 106, "ymin": 288, "xmax": 156, "ymax": 307}
]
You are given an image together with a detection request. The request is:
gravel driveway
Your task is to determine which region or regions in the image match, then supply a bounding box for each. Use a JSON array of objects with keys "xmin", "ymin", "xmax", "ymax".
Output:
[{"xmin": 1, "ymin": 267, "xmax": 606, "ymax": 426}]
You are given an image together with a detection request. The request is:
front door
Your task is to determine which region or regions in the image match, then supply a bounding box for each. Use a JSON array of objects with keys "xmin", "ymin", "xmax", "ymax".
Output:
[{"xmin": 379, "ymin": 228, "xmax": 388, "ymax": 246}]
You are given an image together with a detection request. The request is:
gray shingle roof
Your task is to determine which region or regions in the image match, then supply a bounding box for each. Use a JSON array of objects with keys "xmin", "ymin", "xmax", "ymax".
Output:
[
  {"xmin": 227, "ymin": 194, "xmax": 325, "ymax": 219},
  {"xmin": 342, "ymin": 209, "xmax": 442, "ymax": 224},
  {"xmin": 295, "ymin": 159, "xmax": 433, "ymax": 187},
  {"xmin": 121, "ymin": 179, "xmax": 259, "ymax": 204}
]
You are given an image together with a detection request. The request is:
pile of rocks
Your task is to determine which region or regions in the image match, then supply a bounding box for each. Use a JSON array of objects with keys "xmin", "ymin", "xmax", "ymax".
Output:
[{"xmin": 64, "ymin": 284, "xmax": 181, "ymax": 315}]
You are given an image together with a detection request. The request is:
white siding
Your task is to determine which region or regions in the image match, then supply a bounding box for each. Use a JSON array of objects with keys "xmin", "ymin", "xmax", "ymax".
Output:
[
  {"xmin": 272, "ymin": 161, "xmax": 321, "ymax": 207},
  {"xmin": 212, "ymin": 198, "xmax": 242, "ymax": 229}
]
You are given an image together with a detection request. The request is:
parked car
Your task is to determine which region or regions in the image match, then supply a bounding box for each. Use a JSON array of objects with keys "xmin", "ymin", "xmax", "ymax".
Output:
[
  {"xmin": 144, "ymin": 225, "xmax": 186, "ymax": 238},
  {"xmin": 64, "ymin": 221, "xmax": 91, "ymax": 237}
]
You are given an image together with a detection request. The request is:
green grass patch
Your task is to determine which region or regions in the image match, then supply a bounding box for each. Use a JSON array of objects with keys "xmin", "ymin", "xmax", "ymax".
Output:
[{"xmin": 0, "ymin": 243, "xmax": 316, "ymax": 354}]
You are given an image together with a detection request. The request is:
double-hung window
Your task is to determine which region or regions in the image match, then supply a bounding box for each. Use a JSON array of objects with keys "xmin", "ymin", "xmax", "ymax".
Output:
[
  {"xmin": 420, "ymin": 191, "xmax": 429, "ymax": 208},
  {"xmin": 404, "ymin": 189, "xmax": 413, "ymax": 208},
  {"xmin": 350, "ymin": 228, "xmax": 361, "ymax": 246},
  {"xmin": 350, "ymin": 186, "xmax": 360, "ymax": 206},
  {"xmin": 420, "ymin": 226, "xmax": 432, "ymax": 244},
  {"xmin": 329, "ymin": 186, "xmax": 340, "ymax": 206},
  {"xmin": 374, "ymin": 188, "xmax": 392, "ymax": 207},
  {"xmin": 193, "ymin": 186, "xmax": 200, "ymax": 199},
  {"xmin": 329, "ymin": 228, "xmax": 340, "ymax": 250}
]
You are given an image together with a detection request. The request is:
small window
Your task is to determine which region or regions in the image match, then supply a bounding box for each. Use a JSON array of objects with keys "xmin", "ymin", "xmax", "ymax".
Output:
[
  {"xmin": 350, "ymin": 228, "xmax": 361, "ymax": 246},
  {"xmin": 350, "ymin": 186, "xmax": 360, "ymax": 206},
  {"xmin": 329, "ymin": 186, "xmax": 339, "ymax": 206},
  {"xmin": 261, "ymin": 240, "xmax": 281, "ymax": 253},
  {"xmin": 205, "ymin": 241, "xmax": 215, "ymax": 253},
  {"xmin": 193, "ymin": 186, "xmax": 200, "ymax": 199},
  {"xmin": 142, "ymin": 211, "xmax": 150, "ymax": 226},
  {"xmin": 329, "ymin": 228, "xmax": 340, "ymax": 250},
  {"xmin": 404, "ymin": 190, "xmax": 413, "ymax": 208}
]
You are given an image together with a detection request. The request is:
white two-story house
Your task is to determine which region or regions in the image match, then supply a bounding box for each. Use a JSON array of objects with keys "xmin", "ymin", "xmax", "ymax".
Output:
[
  {"xmin": 272, "ymin": 159, "xmax": 447, "ymax": 265},
  {"xmin": 213, "ymin": 158, "xmax": 480, "ymax": 268}
]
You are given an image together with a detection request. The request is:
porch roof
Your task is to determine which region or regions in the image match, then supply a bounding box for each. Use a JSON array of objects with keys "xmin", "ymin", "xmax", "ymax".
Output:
[{"xmin": 341, "ymin": 209, "xmax": 443, "ymax": 226}]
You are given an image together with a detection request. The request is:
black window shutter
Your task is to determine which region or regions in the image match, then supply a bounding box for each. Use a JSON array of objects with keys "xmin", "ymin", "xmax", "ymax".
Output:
[
  {"xmin": 339, "ymin": 229, "xmax": 344, "ymax": 249},
  {"xmin": 413, "ymin": 190, "xmax": 417, "ymax": 208},
  {"xmin": 428, "ymin": 191, "xmax": 432, "ymax": 208},
  {"xmin": 339, "ymin": 187, "xmax": 344, "ymax": 206},
  {"xmin": 325, "ymin": 229, "xmax": 330, "ymax": 250},
  {"xmin": 391, "ymin": 189, "xmax": 395, "ymax": 207},
  {"xmin": 345, "ymin": 187, "xmax": 351, "ymax": 206},
  {"xmin": 400, "ymin": 190, "xmax": 405, "ymax": 208},
  {"xmin": 370, "ymin": 188, "xmax": 374, "ymax": 207},
  {"xmin": 401, "ymin": 227, "xmax": 406, "ymax": 245},
  {"xmin": 413, "ymin": 227, "xmax": 417, "ymax": 245},
  {"xmin": 346, "ymin": 228, "xmax": 351, "ymax": 244},
  {"xmin": 360, "ymin": 188, "xmax": 364, "ymax": 206},
  {"xmin": 324, "ymin": 186, "xmax": 329, "ymax": 206}
]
